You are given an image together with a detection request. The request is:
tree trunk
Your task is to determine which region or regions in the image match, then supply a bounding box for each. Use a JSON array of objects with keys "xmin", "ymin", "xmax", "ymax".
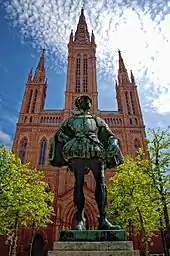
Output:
[
  {"xmin": 29, "ymin": 224, "xmax": 35, "ymax": 256},
  {"xmin": 155, "ymin": 146, "xmax": 170, "ymax": 256},
  {"xmin": 160, "ymin": 216, "xmax": 168, "ymax": 256},
  {"xmin": 162, "ymin": 196, "xmax": 170, "ymax": 256},
  {"xmin": 137, "ymin": 207, "xmax": 148, "ymax": 256},
  {"xmin": 8, "ymin": 233, "xmax": 14, "ymax": 256},
  {"xmin": 11, "ymin": 218, "xmax": 19, "ymax": 256}
]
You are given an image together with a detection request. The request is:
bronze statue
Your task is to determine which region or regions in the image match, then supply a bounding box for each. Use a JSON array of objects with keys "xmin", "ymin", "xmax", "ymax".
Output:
[{"xmin": 49, "ymin": 95, "xmax": 124, "ymax": 230}]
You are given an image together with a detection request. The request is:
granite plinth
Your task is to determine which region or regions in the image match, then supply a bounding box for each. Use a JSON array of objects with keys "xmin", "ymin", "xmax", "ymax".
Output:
[
  {"xmin": 59, "ymin": 230, "xmax": 127, "ymax": 242},
  {"xmin": 54, "ymin": 241, "xmax": 133, "ymax": 251},
  {"xmin": 48, "ymin": 241, "xmax": 140, "ymax": 256}
]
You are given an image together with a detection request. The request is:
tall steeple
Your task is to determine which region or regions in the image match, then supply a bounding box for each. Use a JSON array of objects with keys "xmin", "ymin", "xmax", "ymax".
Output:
[
  {"xmin": 20, "ymin": 50, "xmax": 47, "ymax": 116},
  {"xmin": 118, "ymin": 50, "xmax": 130, "ymax": 85},
  {"xmin": 64, "ymin": 8, "xmax": 98, "ymax": 116},
  {"xmin": 116, "ymin": 50, "xmax": 144, "ymax": 129},
  {"xmin": 33, "ymin": 49, "xmax": 46, "ymax": 83},
  {"xmin": 74, "ymin": 8, "xmax": 90, "ymax": 44}
]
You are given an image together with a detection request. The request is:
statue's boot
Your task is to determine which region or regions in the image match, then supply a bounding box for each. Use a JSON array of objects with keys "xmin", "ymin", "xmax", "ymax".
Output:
[
  {"xmin": 96, "ymin": 183, "xmax": 121, "ymax": 230},
  {"xmin": 74, "ymin": 211, "xmax": 86, "ymax": 230},
  {"xmin": 98, "ymin": 213, "xmax": 121, "ymax": 230}
]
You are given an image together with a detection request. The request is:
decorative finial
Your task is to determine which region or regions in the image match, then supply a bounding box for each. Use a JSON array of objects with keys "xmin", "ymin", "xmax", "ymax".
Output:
[
  {"xmin": 91, "ymin": 30, "xmax": 95, "ymax": 44},
  {"xmin": 69, "ymin": 29, "xmax": 73, "ymax": 42},
  {"xmin": 28, "ymin": 67, "xmax": 33, "ymax": 82},
  {"xmin": 130, "ymin": 70, "xmax": 135, "ymax": 84},
  {"xmin": 42, "ymin": 48, "xmax": 46, "ymax": 56},
  {"xmin": 81, "ymin": 7, "xmax": 84, "ymax": 15}
]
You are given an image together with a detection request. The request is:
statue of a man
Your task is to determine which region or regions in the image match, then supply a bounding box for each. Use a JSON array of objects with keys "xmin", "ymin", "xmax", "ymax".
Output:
[{"xmin": 49, "ymin": 95, "xmax": 124, "ymax": 230}]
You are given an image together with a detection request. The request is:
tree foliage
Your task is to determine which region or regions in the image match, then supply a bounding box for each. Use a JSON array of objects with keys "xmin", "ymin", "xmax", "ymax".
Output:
[
  {"xmin": 108, "ymin": 152, "xmax": 161, "ymax": 238},
  {"xmin": 0, "ymin": 144, "xmax": 54, "ymax": 254},
  {"xmin": 108, "ymin": 126, "xmax": 170, "ymax": 254},
  {"xmin": 146, "ymin": 127, "xmax": 170, "ymax": 254}
]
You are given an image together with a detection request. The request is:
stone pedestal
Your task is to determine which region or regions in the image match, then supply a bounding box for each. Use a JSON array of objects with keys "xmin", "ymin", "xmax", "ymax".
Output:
[
  {"xmin": 59, "ymin": 230, "xmax": 127, "ymax": 242},
  {"xmin": 48, "ymin": 230, "xmax": 140, "ymax": 256}
]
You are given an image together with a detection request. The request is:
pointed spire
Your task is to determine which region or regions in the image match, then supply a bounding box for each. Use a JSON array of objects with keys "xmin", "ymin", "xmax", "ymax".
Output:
[
  {"xmin": 91, "ymin": 30, "xmax": 95, "ymax": 44},
  {"xmin": 74, "ymin": 8, "xmax": 90, "ymax": 43},
  {"xmin": 69, "ymin": 29, "xmax": 73, "ymax": 43},
  {"xmin": 115, "ymin": 79, "xmax": 118, "ymax": 88},
  {"xmin": 27, "ymin": 67, "xmax": 33, "ymax": 82},
  {"xmin": 130, "ymin": 70, "xmax": 135, "ymax": 84},
  {"xmin": 33, "ymin": 49, "xmax": 46, "ymax": 83},
  {"xmin": 118, "ymin": 50, "xmax": 127, "ymax": 73},
  {"xmin": 118, "ymin": 50, "xmax": 130, "ymax": 85},
  {"xmin": 37, "ymin": 48, "xmax": 45, "ymax": 70}
]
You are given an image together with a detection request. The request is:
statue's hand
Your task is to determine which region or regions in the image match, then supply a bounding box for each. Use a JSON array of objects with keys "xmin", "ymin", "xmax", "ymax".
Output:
[{"xmin": 107, "ymin": 137, "xmax": 120, "ymax": 156}]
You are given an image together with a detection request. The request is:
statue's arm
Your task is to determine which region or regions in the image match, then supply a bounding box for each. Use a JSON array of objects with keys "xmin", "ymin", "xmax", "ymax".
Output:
[
  {"xmin": 57, "ymin": 128, "xmax": 70, "ymax": 143},
  {"xmin": 57, "ymin": 118, "xmax": 74, "ymax": 143},
  {"xmin": 96, "ymin": 117, "xmax": 120, "ymax": 152}
]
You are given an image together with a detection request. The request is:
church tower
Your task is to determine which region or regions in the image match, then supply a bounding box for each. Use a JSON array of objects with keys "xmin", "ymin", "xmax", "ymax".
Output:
[
  {"xmin": 115, "ymin": 50, "xmax": 146, "ymax": 156},
  {"xmin": 12, "ymin": 49, "xmax": 48, "ymax": 166},
  {"xmin": 64, "ymin": 8, "xmax": 98, "ymax": 118},
  {"xmin": 19, "ymin": 49, "xmax": 47, "ymax": 120}
]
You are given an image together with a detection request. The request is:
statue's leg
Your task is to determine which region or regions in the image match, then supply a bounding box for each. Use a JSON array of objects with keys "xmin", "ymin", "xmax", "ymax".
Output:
[
  {"xmin": 90, "ymin": 160, "xmax": 105, "ymax": 216},
  {"xmin": 71, "ymin": 159, "xmax": 86, "ymax": 230},
  {"xmin": 91, "ymin": 160, "xmax": 121, "ymax": 230}
]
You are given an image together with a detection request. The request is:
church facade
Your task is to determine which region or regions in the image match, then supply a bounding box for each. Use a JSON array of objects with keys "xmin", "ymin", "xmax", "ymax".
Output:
[{"xmin": 8, "ymin": 8, "xmax": 164, "ymax": 256}]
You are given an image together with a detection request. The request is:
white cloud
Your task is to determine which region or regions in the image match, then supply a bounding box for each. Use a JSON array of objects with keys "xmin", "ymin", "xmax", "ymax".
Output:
[
  {"xmin": 0, "ymin": 129, "xmax": 12, "ymax": 144},
  {"xmin": 152, "ymin": 91, "xmax": 170, "ymax": 114},
  {"xmin": 3, "ymin": 0, "xmax": 170, "ymax": 114}
]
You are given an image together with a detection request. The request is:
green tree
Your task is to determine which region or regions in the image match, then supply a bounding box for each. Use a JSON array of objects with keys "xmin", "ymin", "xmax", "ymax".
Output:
[
  {"xmin": 145, "ymin": 127, "xmax": 170, "ymax": 255},
  {"xmin": 0, "ymin": 144, "xmax": 54, "ymax": 256},
  {"xmin": 108, "ymin": 152, "xmax": 161, "ymax": 254}
]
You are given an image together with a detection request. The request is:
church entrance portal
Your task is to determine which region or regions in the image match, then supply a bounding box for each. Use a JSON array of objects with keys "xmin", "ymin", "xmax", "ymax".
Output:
[{"xmin": 31, "ymin": 235, "xmax": 45, "ymax": 256}]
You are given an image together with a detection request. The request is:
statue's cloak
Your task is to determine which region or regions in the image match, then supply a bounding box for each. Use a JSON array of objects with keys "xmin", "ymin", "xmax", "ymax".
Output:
[{"xmin": 48, "ymin": 115, "xmax": 124, "ymax": 170}]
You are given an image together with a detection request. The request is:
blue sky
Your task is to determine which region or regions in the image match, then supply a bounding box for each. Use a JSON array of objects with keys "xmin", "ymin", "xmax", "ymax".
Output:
[{"xmin": 0, "ymin": 0, "xmax": 170, "ymax": 147}]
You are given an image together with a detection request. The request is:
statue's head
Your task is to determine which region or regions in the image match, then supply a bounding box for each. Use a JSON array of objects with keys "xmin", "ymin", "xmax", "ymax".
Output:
[{"xmin": 75, "ymin": 95, "xmax": 92, "ymax": 112}]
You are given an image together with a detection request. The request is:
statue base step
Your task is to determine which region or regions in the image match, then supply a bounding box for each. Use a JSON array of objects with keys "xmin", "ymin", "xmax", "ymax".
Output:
[{"xmin": 48, "ymin": 241, "xmax": 140, "ymax": 256}]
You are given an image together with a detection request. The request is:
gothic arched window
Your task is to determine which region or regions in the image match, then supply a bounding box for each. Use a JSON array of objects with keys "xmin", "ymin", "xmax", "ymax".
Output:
[
  {"xmin": 134, "ymin": 138, "xmax": 141, "ymax": 156},
  {"xmin": 26, "ymin": 89, "xmax": 33, "ymax": 113},
  {"xmin": 32, "ymin": 89, "xmax": 38, "ymax": 113},
  {"xmin": 130, "ymin": 91, "xmax": 136, "ymax": 115},
  {"xmin": 19, "ymin": 138, "xmax": 28, "ymax": 164},
  {"xmin": 75, "ymin": 55, "xmax": 81, "ymax": 93},
  {"xmin": 130, "ymin": 118, "xmax": 133, "ymax": 125},
  {"xmin": 24, "ymin": 116, "xmax": 27, "ymax": 123},
  {"xmin": 83, "ymin": 54, "xmax": 88, "ymax": 92},
  {"xmin": 125, "ymin": 91, "xmax": 131, "ymax": 115},
  {"xmin": 39, "ymin": 139, "xmax": 47, "ymax": 166}
]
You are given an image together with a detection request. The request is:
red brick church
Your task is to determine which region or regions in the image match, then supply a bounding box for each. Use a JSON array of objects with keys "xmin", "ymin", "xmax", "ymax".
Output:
[{"xmin": 0, "ymin": 8, "xmax": 164, "ymax": 256}]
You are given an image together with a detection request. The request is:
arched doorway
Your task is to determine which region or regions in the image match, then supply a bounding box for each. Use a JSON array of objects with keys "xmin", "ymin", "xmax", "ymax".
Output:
[
  {"xmin": 31, "ymin": 235, "xmax": 45, "ymax": 256},
  {"xmin": 72, "ymin": 212, "xmax": 89, "ymax": 230}
]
